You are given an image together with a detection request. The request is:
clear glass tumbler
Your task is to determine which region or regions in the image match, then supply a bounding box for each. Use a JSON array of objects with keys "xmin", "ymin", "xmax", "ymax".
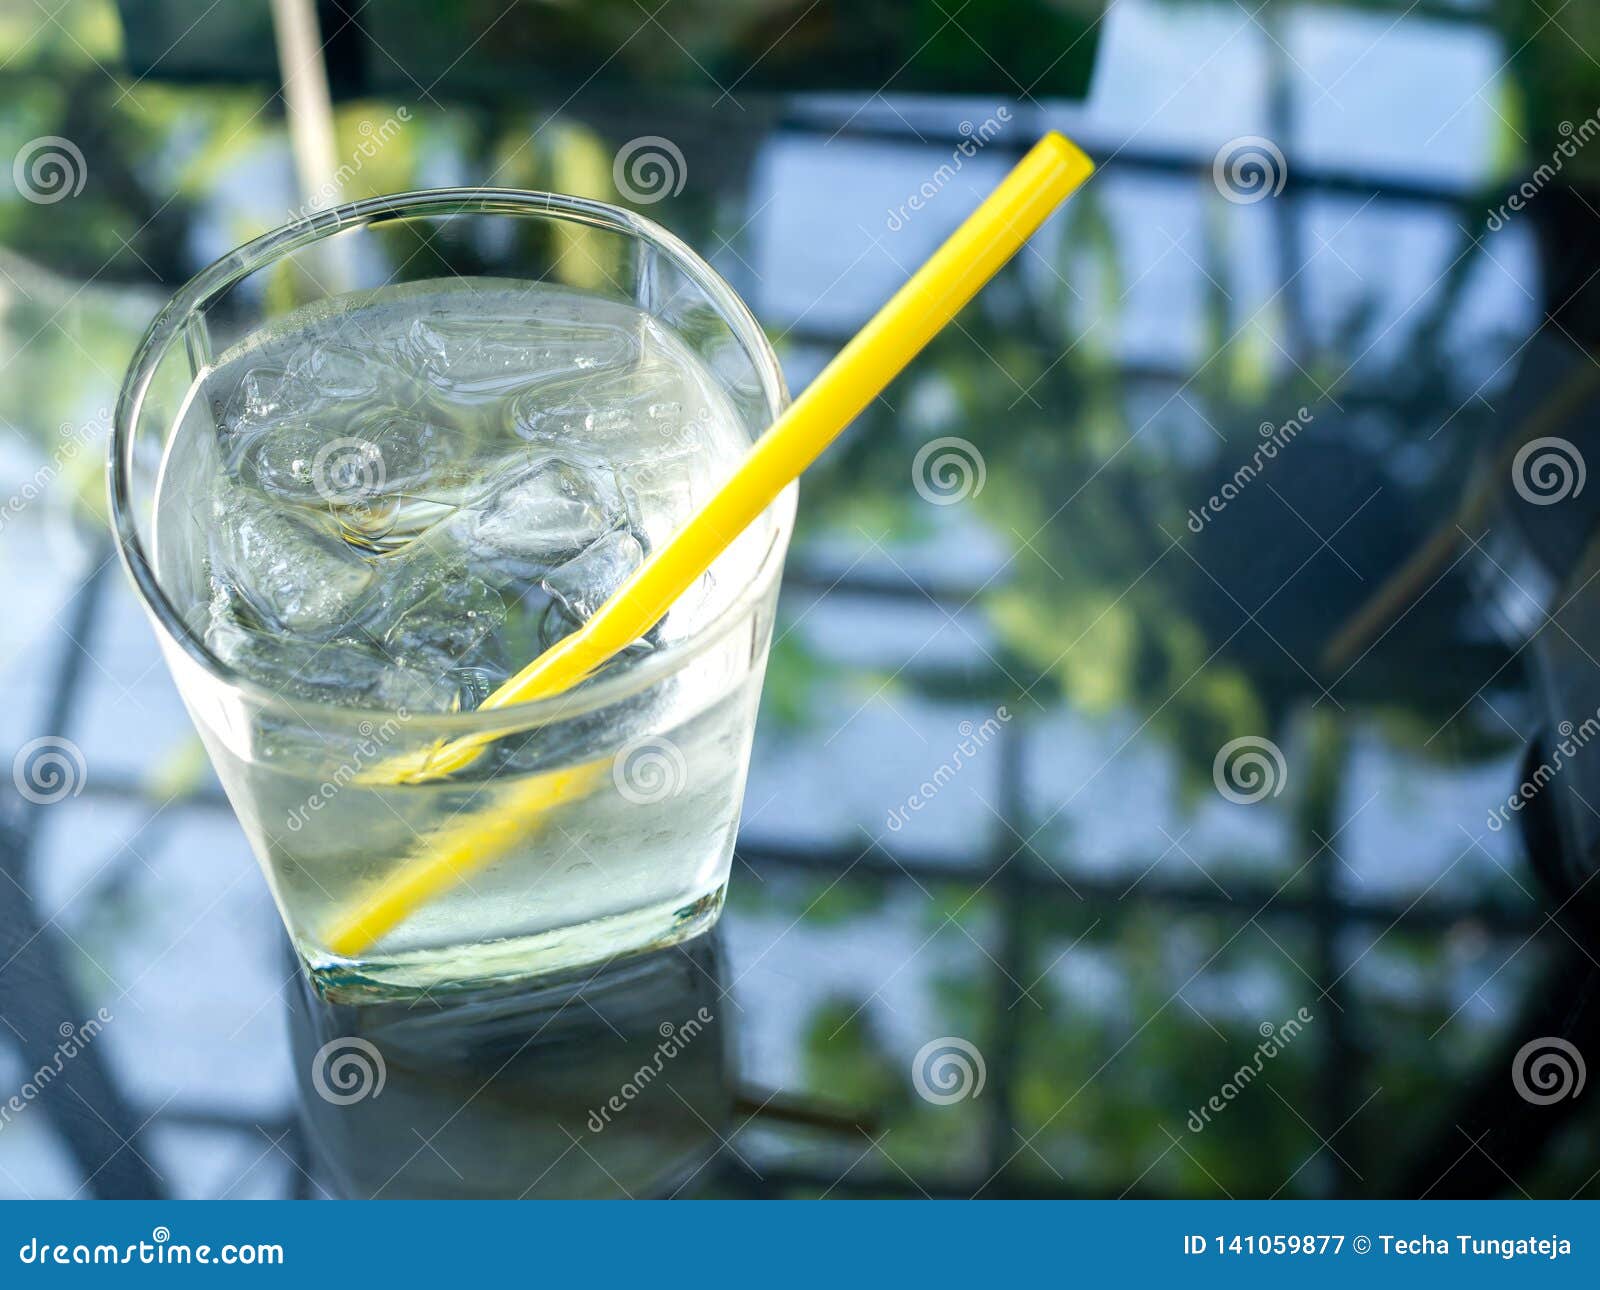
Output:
[{"xmin": 111, "ymin": 190, "xmax": 793, "ymax": 1001}]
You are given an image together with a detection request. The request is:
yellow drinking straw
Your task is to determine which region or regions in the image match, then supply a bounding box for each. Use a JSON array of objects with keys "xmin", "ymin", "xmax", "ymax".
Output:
[{"xmin": 324, "ymin": 132, "xmax": 1095, "ymax": 957}]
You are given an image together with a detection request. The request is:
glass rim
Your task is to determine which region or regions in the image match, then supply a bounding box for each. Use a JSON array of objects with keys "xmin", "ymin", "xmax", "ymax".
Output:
[{"xmin": 109, "ymin": 187, "xmax": 795, "ymax": 734}]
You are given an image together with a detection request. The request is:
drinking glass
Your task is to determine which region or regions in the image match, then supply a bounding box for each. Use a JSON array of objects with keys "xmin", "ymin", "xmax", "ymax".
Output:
[{"xmin": 111, "ymin": 190, "xmax": 793, "ymax": 1000}]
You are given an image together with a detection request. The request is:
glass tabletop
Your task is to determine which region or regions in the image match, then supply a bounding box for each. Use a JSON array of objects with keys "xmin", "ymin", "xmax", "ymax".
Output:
[{"xmin": 1, "ymin": 0, "xmax": 1597, "ymax": 1199}]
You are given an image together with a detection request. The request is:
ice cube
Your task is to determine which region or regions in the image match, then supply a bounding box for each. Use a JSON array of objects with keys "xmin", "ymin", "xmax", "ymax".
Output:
[
  {"xmin": 378, "ymin": 563, "xmax": 507, "ymax": 673},
  {"xmin": 444, "ymin": 455, "xmax": 623, "ymax": 581},
  {"xmin": 215, "ymin": 365, "xmax": 299, "ymax": 438},
  {"xmin": 540, "ymin": 528, "xmax": 644, "ymax": 625},
  {"xmin": 238, "ymin": 407, "xmax": 475, "ymax": 505},
  {"xmin": 343, "ymin": 406, "xmax": 483, "ymax": 497},
  {"xmin": 404, "ymin": 313, "xmax": 638, "ymax": 400},
  {"xmin": 233, "ymin": 419, "xmax": 339, "ymax": 500},
  {"xmin": 507, "ymin": 359, "xmax": 682, "ymax": 449},
  {"xmin": 450, "ymin": 666, "xmax": 499, "ymax": 712},
  {"xmin": 211, "ymin": 319, "xmax": 466, "ymax": 500},
  {"xmin": 294, "ymin": 340, "xmax": 395, "ymax": 401},
  {"xmin": 229, "ymin": 402, "xmax": 495, "ymax": 555},
  {"xmin": 206, "ymin": 597, "xmax": 455, "ymax": 713},
  {"xmin": 615, "ymin": 455, "xmax": 704, "ymax": 552},
  {"xmin": 213, "ymin": 358, "xmax": 374, "ymax": 473},
  {"xmin": 181, "ymin": 279, "xmax": 752, "ymax": 716},
  {"xmin": 211, "ymin": 487, "xmax": 377, "ymax": 638},
  {"xmin": 213, "ymin": 365, "xmax": 318, "ymax": 485}
]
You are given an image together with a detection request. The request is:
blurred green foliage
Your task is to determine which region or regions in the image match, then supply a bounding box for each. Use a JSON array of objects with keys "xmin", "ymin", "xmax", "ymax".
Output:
[{"xmin": 1, "ymin": 0, "xmax": 1596, "ymax": 1199}]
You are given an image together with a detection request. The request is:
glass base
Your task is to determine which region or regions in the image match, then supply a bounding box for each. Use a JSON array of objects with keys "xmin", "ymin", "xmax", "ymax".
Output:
[{"xmin": 301, "ymin": 884, "xmax": 726, "ymax": 1003}]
